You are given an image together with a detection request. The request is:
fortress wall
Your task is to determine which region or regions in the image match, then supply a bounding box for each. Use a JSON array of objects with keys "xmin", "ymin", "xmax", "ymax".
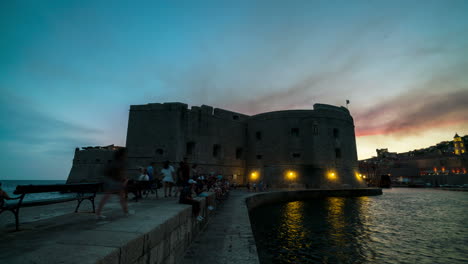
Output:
[
  {"xmin": 184, "ymin": 106, "xmax": 247, "ymax": 182},
  {"xmin": 126, "ymin": 103, "xmax": 188, "ymax": 176},
  {"xmin": 126, "ymin": 103, "xmax": 248, "ymax": 182}
]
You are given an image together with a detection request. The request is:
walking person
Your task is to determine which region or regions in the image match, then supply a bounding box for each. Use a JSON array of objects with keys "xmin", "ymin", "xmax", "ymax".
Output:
[
  {"xmin": 161, "ymin": 160, "xmax": 175, "ymax": 197},
  {"xmin": 96, "ymin": 148, "xmax": 129, "ymax": 219}
]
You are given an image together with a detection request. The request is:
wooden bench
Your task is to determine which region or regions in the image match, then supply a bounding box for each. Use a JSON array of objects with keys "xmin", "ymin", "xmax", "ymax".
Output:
[
  {"xmin": 0, "ymin": 183, "xmax": 102, "ymax": 231},
  {"xmin": 126, "ymin": 180, "xmax": 160, "ymax": 201}
]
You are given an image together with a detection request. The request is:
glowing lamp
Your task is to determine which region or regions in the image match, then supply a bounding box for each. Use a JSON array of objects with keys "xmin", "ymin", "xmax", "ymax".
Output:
[
  {"xmin": 355, "ymin": 172, "xmax": 363, "ymax": 181},
  {"xmin": 286, "ymin": 171, "xmax": 297, "ymax": 180},
  {"xmin": 327, "ymin": 171, "xmax": 337, "ymax": 180},
  {"xmin": 250, "ymin": 171, "xmax": 259, "ymax": 181}
]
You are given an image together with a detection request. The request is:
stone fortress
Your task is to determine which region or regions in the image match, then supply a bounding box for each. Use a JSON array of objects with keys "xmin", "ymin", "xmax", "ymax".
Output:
[{"xmin": 68, "ymin": 102, "xmax": 366, "ymax": 188}]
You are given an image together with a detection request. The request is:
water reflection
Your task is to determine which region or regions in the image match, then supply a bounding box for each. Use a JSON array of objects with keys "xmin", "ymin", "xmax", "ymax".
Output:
[
  {"xmin": 326, "ymin": 197, "xmax": 347, "ymax": 261},
  {"xmin": 278, "ymin": 201, "xmax": 306, "ymax": 252},
  {"xmin": 250, "ymin": 189, "xmax": 468, "ymax": 264}
]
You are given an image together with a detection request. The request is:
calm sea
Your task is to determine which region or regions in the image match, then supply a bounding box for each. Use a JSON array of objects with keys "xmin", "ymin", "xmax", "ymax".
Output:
[
  {"xmin": 250, "ymin": 188, "xmax": 468, "ymax": 264},
  {"xmin": 0, "ymin": 180, "xmax": 74, "ymax": 201}
]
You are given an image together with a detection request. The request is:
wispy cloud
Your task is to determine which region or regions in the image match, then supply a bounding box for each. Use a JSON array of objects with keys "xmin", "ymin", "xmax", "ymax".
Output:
[
  {"xmin": 0, "ymin": 91, "xmax": 102, "ymax": 153},
  {"xmin": 354, "ymin": 88, "xmax": 468, "ymax": 137}
]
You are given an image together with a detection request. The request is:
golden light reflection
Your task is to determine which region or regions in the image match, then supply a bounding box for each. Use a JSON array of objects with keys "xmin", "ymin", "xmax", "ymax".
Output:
[
  {"xmin": 278, "ymin": 201, "xmax": 306, "ymax": 250},
  {"xmin": 327, "ymin": 197, "xmax": 346, "ymax": 256}
]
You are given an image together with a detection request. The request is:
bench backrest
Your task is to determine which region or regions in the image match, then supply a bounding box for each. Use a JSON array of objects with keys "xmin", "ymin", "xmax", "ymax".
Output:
[{"xmin": 14, "ymin": 183, "xmax": 103, "ymax": 195}]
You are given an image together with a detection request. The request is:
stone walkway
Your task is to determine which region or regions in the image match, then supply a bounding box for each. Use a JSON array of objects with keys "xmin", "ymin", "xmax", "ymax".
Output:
[{"xmin": 181, "ymin": 190, "xmax": 259, "ymax": 264}]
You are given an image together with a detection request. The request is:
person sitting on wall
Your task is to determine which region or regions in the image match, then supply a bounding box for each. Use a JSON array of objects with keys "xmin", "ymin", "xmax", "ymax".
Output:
[
  {"xmin": 0, "ymin": 182, "xmax": 12, "ymax": 207},
  {"xmin": 179, "ymin": 179, "xmax": 203, "ymax": 222},
  {"xmin": 137, "ymin": 167, "xmax": 150, "ymax": 198},
  {"xmin": 138, "ymin": 167, "xmax": 149, "ymax": 181}
]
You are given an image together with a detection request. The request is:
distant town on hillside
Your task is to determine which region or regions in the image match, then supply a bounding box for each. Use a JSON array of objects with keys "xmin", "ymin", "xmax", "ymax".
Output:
[{"xmin": 359, "ymin": 134, "xmax": 467, "ymax": 187}]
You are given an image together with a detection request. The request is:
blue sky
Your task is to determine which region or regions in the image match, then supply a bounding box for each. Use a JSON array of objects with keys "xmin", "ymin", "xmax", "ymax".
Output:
[{"xmin": 1, "ymin": 0, "xmax": 467, "ymax": 180}]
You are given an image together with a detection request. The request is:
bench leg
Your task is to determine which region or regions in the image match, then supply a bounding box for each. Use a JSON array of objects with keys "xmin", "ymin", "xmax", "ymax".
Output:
[
  {"xmin": 91, "ymin": 197, "xmax": 96, "ymax": 213},
  {"xmin": 75, "ymin": 199, "xmax": 83, "ymax": 213},
  {"xmin": 15, "ymin": 210, "xmax": 19, "ymax": 231}
]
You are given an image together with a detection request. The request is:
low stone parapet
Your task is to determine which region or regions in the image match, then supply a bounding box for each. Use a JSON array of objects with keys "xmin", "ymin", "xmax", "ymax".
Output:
[
  {"xmin": 0, "ymin": 193, "xmax": 216, "ymax": 264},
  {"xmin": 245, "ymin": 188, "xmax": 382, "ymax": 211}
]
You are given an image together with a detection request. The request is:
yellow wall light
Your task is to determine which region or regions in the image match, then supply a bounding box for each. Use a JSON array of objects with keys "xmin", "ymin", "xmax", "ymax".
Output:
[
  {"xmin": 286, "ymin": 170, "xmax": 297, "ymax": 180},
  {"xmin": 250, "ymin": 171, "xmax": 259, "ymax": 181},
  {"xmin": 327, "ymin": 171, "xmax": 337, "ymax": 180},
  {"xmin": 355, "ymin": 172, "xmax": 363, "ymax": 181}
]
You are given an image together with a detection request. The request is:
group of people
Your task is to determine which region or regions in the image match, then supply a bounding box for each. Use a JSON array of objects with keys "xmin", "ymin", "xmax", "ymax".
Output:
[
  {"xmin": 246, "ymin": 181, "xmax": 268, "ymax": 192},
  {"xmin": 97, "ymin": 149, "xmax": 230, "ymax": 222}
]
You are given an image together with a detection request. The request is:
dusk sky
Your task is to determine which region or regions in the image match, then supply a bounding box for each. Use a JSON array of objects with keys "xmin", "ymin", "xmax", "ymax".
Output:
[{"xmin": 1, "ymin": 0, "xmax": 467, "ymax": 180}]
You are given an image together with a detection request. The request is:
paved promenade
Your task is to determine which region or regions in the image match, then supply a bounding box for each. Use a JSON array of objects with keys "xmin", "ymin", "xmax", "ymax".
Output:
[
  {"xmin": 0, "ymin": 194, "xmax": 203, "ymax": 264},
  {"xmin": 182, "ymin": 191, "xmax": 259, "ymax": 264},
  {"xmin": 0, "ymin": 190, "xmax": 260, "ymax": 264}
]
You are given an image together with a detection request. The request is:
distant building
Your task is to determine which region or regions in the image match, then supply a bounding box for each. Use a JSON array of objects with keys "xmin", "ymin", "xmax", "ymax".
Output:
[
  {"xmin": 67, "ymin": 102, "xmax": 366, "ymax": 188},
  {"xmin": 454, "ymin": 133, "xmax": 466, "ymax": 155},
  {"xmin": 376, "ymin": 148, "xmax": 397, "ymax": 159}
]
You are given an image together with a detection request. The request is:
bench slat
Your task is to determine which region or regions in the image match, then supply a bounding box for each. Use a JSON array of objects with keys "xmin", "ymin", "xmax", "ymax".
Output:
[{"xmin": 14, "ymin": 183, "xmax": 102, "ymax": 194}]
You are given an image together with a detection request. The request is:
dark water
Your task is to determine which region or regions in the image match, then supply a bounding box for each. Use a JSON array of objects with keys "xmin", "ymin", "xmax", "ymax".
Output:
[
  {"xmin": 1, "ymin": 180, "xmax": 73, "ymax": 201},
  {"xmin": 250, "ymin": 188, "xmax": 468, "ymax": 264}
]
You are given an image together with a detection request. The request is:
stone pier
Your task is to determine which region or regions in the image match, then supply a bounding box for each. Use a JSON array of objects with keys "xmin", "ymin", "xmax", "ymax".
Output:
[{"xmin": 0, "ymin": 193, "xmax": 216, "ymax": 264}]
